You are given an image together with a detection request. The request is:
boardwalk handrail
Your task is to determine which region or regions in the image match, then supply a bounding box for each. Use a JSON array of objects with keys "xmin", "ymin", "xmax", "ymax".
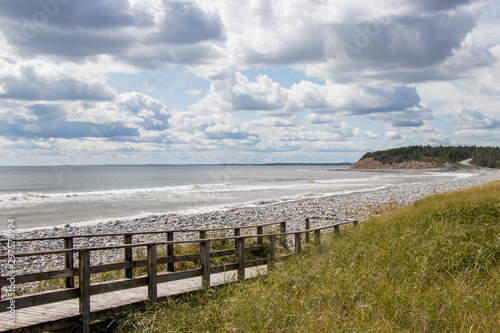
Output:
[
  {"xmin": 0, "ymin": 221, "xmax": 284, "ymax": 243},
  {"xmin": 0, "ymin": 219, "xmax": 358, "ymax": 333}
]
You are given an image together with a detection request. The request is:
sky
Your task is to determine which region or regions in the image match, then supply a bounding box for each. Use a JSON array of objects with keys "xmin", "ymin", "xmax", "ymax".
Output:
[{"xmin": 0, "ymin": 0, "xmax": 499, "ymax": 166}]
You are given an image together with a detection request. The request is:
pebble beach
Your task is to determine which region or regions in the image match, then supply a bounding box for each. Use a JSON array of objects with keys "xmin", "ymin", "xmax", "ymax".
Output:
[{"xmin": 1, "ymin": 165, "xmax": 499, "ymax": 288}]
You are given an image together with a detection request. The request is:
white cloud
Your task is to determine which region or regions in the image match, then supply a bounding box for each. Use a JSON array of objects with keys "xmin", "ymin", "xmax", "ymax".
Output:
[
  {"xmin": 0, "ymin": 0, "xmax": 499, "ymax": 164},
  {"xmin": 385, "ymin": 131, "xmax": 402, "ymax": 140}
]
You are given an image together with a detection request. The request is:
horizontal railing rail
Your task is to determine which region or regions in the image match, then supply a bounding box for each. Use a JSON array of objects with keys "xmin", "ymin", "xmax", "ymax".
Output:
[{"xmin": 0, "ymin": 221, "xmax": 284, "ymax": 243}]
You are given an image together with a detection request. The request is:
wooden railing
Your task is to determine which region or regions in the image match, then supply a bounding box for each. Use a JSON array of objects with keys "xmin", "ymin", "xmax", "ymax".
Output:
[{"xmin": 0, "ymin": 218, "xmax": 357, "ymax": 332}]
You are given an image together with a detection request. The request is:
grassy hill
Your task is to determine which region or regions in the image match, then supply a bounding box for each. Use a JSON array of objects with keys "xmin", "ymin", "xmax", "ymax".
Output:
[
  {"xmin": 361, "ymin": 145, "xmax": 500, "ymax": 168},
  {"xmin": 112, "ymin": 181, "xmax": 500, "ymax": 332}
]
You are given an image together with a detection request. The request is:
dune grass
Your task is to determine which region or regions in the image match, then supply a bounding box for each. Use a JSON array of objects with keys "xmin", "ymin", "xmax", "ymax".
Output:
[{"xmin": 111, "ymin": 180, "xmax": 500, "ymax": 332}]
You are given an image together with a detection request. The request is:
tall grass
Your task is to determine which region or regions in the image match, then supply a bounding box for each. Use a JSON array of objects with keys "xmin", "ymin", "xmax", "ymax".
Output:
[{"xmin": 113, "ymin": 181, "xmax": 500, "ymax": 332}]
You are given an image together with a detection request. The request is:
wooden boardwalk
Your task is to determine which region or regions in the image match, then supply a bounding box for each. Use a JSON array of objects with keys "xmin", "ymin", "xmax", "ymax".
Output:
[
  {"xmin": 1, "ymin": 265, "xmax": 267, "ymax": 333},
  {"xmin": 1, "ymin": 219, "xmax": 358, "ymax": 332}
]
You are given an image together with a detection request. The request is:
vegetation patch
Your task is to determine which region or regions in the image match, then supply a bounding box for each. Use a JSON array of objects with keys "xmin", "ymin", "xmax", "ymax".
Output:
[
  {"xmin": 362, "ymin": 145, "xmax": 500, "ymax": 168},
  {"xmin": 111, "ymin": 181, "xmax": 500, "ymax": 332}
]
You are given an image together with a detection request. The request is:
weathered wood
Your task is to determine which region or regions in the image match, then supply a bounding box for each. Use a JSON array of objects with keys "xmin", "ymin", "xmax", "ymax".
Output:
[
  {"xmin": 0, "ymin": 220, "xmax": 354, "ymax": 333},
  {"xmin": 0, "ymin": 221, "xmax": 284, "ymax": 244},
  {"xmin": 353, "ymin": 220, "xmax": 359, "ymax": 227},
  {"xmin": 315, "ymin": 229, "xmax": 321, "ymax": 245},
  {"xmin": 91, "ymin": 277, "xmax": 148, "ymax": 296},
  {"xmin": 0, "ymin": 269, "xmax": 74, "ymax": 286},
  {"xmin": 234, "ymin": 227, "xmax": 240, "ymax": 248},
  {"xmin": 257, "ymin": 226, "xmax": 263, "ymax": 246},
  {"xmin": 295, "ymin": 233, "xmax": 302, "ymax": 254},
  {"xmin": 147, "ymin": 244, "xmax": 157, "ymax": 301},
  {"xmin": 237, "ymin": 237, "xmax": 245, "ymax": 281},
  {"xmin": 246, "ymin": 258, "xmax": 268, "ymax": 268},
  {"xmin": 124, "ymin": 234, "xmax": 133, "ymax": 279},
  {"xmin": 157, "ymin": 269, "xmax": 201, "ymax": 284},
  {"xmin": 199, "ymin": 230, "xmax": 207, "ymax": 240},
  {"xmin": 79, "ymin": 249, "xmax": 91, "ymax": 333},
  {"xmin": 209, "ymin": 263, "xmax": 238, "ymax": 274},
  {"xmin": 305, "ymin": 218, "xmax": 310, "ymax": 243},
  {"xmin": 334, "ymin": 225, "xmax": 340, "ymax": 236},
  {"xmin": 280, "ymin": 221, "xmax": 287, "ymax": 249},
  {"xmin": 268, "ymin": 235, "xmax": 275, "ymax": 269},
  {"xmin": 166, "ymin": 231, "xmax": 174, "ymax": 272},
  {"xmin": 0, "ymin": 288, "xmax": 78, "ymax": 311},
  {"xmin": 200, "ymin": 239, "xmax": 211, "ymax": 288},
  {"xmin": 64, "ymin": 237, "xmax": 75, "ymax": 288}
]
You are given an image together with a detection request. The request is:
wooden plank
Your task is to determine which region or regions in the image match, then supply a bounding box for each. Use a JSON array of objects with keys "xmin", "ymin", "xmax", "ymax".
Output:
[
  {"xmin": 79, "ymin": 249, "xmax": 91, "ymax": 333},
  {"xmin": 90, "ymin": 277, "xmax": 147, "ymax": 296},
  {"xmin": 209, "ymin": 263, "xmax": 238, "ymax": 274},
  {"xmin": 269, "ymin": 235, "xmax": 275, "ymax": 269},
  {"xmin": 315, "ymin": 229, "xmax": 321, "ymax": 245},
  {"xmin": 280, "ymin": 221, "xmax": 287, "ymax": 249},
  {"xmin": 200, "ymin": 240, "xmax": 210, "ymax": 288},
  {"xmin": 295, "ymin": 233, "xmax": 302, "ymax": 254},
  {"xmin": 237, "ymin": 238, "xmax": 245, "ymax": 281},
  {"xmin": 88, "ymin": 252, "xmax": 201, "ymax": 275},
  {"xmin": 64, "ymin": 237, "xmax": 75, "ymax": 288},
  {"xmin": 246, "ymin": 258, "xmax": 268, "ymax": 268},
  {"xmin": 166, "ymin": 231, "xmax": 174, "ymax": 272},
  {"xmin": 147, "ymin": 244, "xmax": 157, "ymax": 301},
  {"xmin": 157, "ymin": 269, "xmax": 201, "ymax": 284},
  {"xmin": 257, "ymin": 226, "xmax": 263, "ymax": 246},
  {"xmin": 305, "ymin": 218, "xmax": 310, "ymax": 242},
  {"xmin": 234, "ymin": 227, "xmax": 240, "ymax": 248},
  {"xmin": 0, "ymin": 269, "xmax": 74, "ymax": 286},
  {"xmin": 0, "ymin": 289, "xmax": 78, "ymax": 312},
  {"xmin": 124, "ymin": 234, "xmax": 133, "ymax": 279}
]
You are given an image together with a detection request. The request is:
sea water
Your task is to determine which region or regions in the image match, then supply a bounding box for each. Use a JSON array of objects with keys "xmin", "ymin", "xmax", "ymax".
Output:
[{"xmin": 0, "ymin": 164, "xmax": 472, "ymax": 230}]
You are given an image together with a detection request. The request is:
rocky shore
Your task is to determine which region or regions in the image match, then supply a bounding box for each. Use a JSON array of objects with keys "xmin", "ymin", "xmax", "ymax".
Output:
[{"xmin": 1, "ymin": 166, "xmax": 499, "ymax": 284}]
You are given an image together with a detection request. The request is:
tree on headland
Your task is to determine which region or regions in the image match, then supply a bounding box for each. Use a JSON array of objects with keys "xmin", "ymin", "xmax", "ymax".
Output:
[{"xmin": 362, "ymin": 145, "xmax": 500, "ymax": 168}]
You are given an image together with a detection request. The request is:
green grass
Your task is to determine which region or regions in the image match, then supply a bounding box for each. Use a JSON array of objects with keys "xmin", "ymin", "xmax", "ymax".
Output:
[{"xmin": 111, "ymin": 180, "xmax": 500, "ymax": 332}]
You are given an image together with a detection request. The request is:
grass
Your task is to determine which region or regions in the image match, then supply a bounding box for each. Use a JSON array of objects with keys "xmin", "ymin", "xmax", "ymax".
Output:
[{"xmin": 111, "ymin": 180, "xmax": 500, "ymax": 332}]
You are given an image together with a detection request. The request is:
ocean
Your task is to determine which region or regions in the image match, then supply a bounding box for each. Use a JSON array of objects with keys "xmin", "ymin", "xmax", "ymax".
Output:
[{"xmin": 0, "ymin": 164, "xmax": 473, "ymax": 231}]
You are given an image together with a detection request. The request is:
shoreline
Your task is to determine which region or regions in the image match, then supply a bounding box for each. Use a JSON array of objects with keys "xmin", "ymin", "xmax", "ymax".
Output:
[
  {"xmin": 1, "ymin": 166, "xmax": 498, "ymax": 279},
  {"xmin": 4, "ymin": 164, "xmax": 491, "ymax": 235},
  {"xmin": 4, "ymin": 165, "xmax": 498, "ymax": 237}
]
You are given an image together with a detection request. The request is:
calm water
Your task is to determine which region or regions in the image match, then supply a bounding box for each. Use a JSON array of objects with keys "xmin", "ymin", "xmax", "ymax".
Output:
[{"xmin": 0, "ymin": 164, "xmax": 471, "ymax": 230}]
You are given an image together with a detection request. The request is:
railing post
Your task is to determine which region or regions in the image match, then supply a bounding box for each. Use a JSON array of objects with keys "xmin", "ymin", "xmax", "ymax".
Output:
[
  {"xmin": 295, "ymin": 233, "xmax": 302, "ymax": 254},
  {"xmin": 305, "ymin": 218, "xmax": 310, "ymax": 243},
  {"xmin": 234, "ymin": 228, "xmax": 240, "ymax": 248},
  {"xmin": 166, "ymin": 231, "xmax": 174, "ymax": 272},
  {"xmin": 64, "ymin": 237, "xmax": 75, "ymax": 288},
  {"xmin": 280, "ymin": 221, "xmax": 287, "ymax": 249},
  {"xmin": 199, "ymin": 230, "xmax": 207, "ymax": 240},
  {"xmin": 237, "ymin": 237, "xmax": 245, "ymax": 281},
  {"xmin": 334, "ymin": 225, "xmax": 340, "ymax": 237},
  {"xmin": 257, "ymin": 226, "xmax": 263, "ymax": 246},
  {"xmin": 268, "ymin": 235, "xmax": 275, "ymax": 269},
  {"xmin": 200, "ymin": 238, "xmax": 211, "ymax": 288},
  {"xmin": 353, "ymin": 220, "xmax": 359, "ymax": 227},
  {"xmin": 147, "ymin": 244, "xmax": 157, "ymax": 301},
  {"xmin": 79, "ymin": 249, "xmax": 91, "ymax": 333},
  {"xmin": 124, "ymin": 234, "xmax": 133, "ymax": 279},
  {"xmin": 315, "ymin": 229, "xmax": 321, "ymax": 245}
]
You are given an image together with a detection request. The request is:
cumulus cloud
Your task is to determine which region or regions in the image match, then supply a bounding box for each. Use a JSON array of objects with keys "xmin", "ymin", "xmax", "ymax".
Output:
[
  {"xmin": 0, "ymin": 61, "xmax": 116, "ymax": 101},
  {"xmin": 0, "ymin": 0, "xmax": 498, "ymax": 164},
  {"xmin": 192, "ymin": 70, "xmax": 430, "ymax": 126},
  {"xmin": 385, "ymin": 131, "xmax": 402, "ymax": 140},
  {"xmin": 0, "ymin": 92, "xmax": 171, "ymax": 142}
]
